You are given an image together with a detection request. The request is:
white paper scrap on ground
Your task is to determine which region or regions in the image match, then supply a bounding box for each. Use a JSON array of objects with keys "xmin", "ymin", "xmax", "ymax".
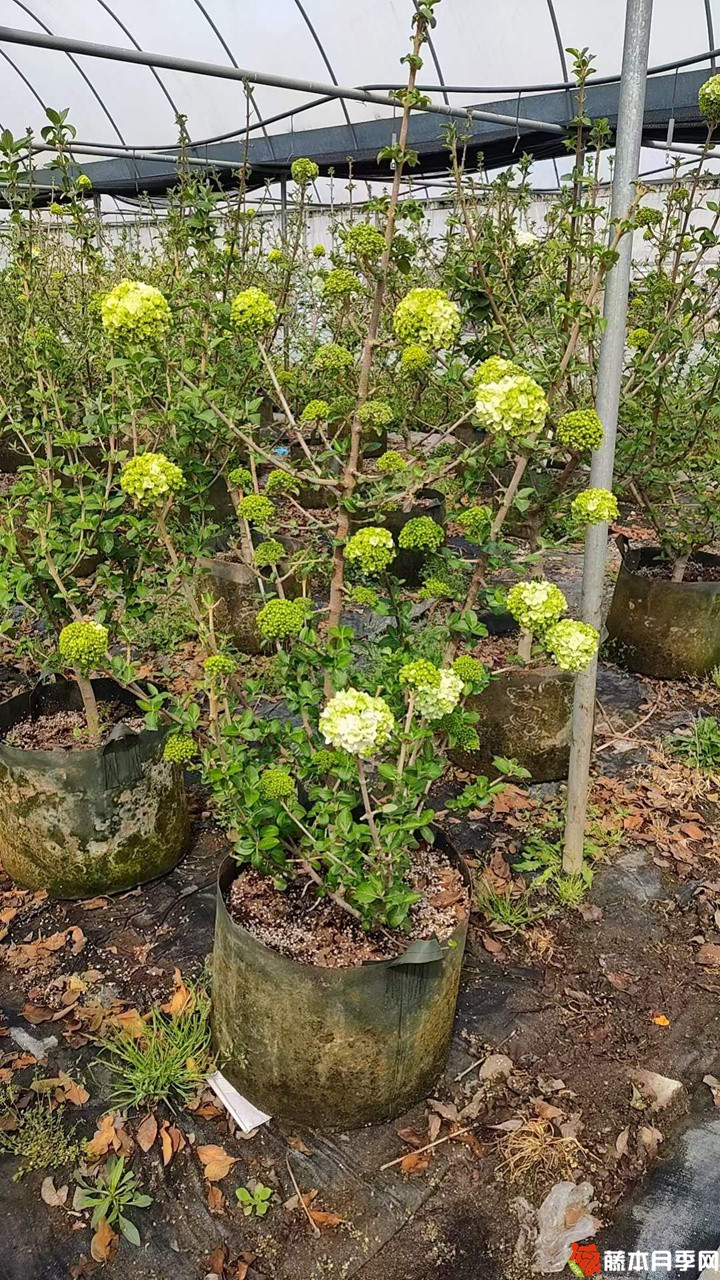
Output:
[{"xmin": 206, "ymin": 1070, "xmax": 271, "ymax": 1133}]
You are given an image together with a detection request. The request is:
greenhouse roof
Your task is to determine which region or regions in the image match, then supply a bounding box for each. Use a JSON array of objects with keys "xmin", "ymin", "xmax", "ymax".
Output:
[{"xmin": 0, "ymin": 1, "xmax": 718, "ymax": 197}]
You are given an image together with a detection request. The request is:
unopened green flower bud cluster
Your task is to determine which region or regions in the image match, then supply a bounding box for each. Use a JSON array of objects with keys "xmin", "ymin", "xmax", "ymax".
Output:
[
  {"xmin": 571, "ymin": 488, "xmax": 619, "ymax": 526},
  {"xmin": 120, "ymin": 452, "xmax": 185, "ymax": 506},
  {"xmin": 101, "ymin": 279, "xmax": 171, "ymax": 342},
  {"xmin": 555, "ymin": 409, "xmax": 604, "ymax": 452},
  {"xmin": 58, "ymin": 620, "xmax": 108, "ymax": 675},
  {"xmin": 256, "ymin": 597, "xmax": 310, "ymax": 640},
  {"xmin": 230, "ymin": 287, "xmax": 276, "ymax": 336},
  {"xmin": 397, "ymin": 516, "xmax": 444, "ymax": 552}
]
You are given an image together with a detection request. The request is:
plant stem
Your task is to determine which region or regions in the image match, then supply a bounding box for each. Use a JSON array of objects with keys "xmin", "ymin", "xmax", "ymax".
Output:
[{"xmin": 75, "ymin": 669, "xmax": 100, "ymax": 741}]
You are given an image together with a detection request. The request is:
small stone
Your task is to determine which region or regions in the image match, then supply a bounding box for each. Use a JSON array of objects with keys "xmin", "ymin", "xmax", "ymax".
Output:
[
  {"xmin": 9, "ymin": 1027, "xmax": 58, "ymax": 1059},
  {"xmin": 479, "ymin": 1053, "xmax": 514, "ymax": 1082}
]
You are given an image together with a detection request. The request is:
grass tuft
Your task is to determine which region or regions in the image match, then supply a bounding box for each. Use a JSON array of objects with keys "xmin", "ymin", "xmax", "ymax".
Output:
[{"xmin": 94, "ymin": 987, "xmax": 213, "ymax": 1111}]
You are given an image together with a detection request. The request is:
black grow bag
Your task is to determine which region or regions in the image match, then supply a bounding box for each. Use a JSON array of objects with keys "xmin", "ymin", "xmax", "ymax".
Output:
[
  {"xmin": 605, "ymin": 539, "xmax": 720, "ymax": 678},
  {"xmin": 211, "ymin": 831, "xmax": 469, "ymax": 1130},
  {"xmin": 0, "ymin": 678, "xmax": 189, "ymax": 898}
]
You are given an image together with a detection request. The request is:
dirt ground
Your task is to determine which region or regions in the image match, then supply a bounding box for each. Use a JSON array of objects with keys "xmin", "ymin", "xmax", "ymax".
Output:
[{"xmin": 2, "ymin": 549, "xmax": 720, "ymax": 1279}]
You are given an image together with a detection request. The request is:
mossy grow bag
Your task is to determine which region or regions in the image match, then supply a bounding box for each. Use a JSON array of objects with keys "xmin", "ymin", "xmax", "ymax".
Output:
[
  {"xmin": 449, "ymin": 665, "xmax": 575, "ymax": 783},
  {"xmin": 605, "ymin": 540, "xmax": 720, "ymax": 678},
  {"xmin": 211, "ymin": 833, "xmax": 469, "ymax": 1130},
  {"xmin": 0, "ymin": 678, "xmax": 189, "ymax": 899}
]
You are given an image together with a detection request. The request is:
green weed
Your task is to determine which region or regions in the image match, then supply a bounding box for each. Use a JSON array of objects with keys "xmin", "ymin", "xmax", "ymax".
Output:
[
  {"xmin": 665, "ymin": 715, "xmax": 720, "ymax": 772},
  {"xmin": 94, "ymin": 989, "xmax": 213, "ymax": 1111},
  {"xmin": 75, "ymin": 1155, "xmax": 152, "ymax": 1246}
]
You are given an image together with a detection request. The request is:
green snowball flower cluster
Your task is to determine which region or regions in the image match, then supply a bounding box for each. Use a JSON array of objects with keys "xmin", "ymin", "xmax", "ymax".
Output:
[
  {"xmin": 323, "ymin": 268, "xmax": 362, "ymax": 300},
  {"xmin": 397, "ymin": 516, "xmax": 444, "ymax": 552},
  {"xmin": 358, "ymin": 400, "xmax": 393, "ymax": 429},
  {"xmin": 267, "ymin": 247, "xmax": 285, "ymax": 265},
  {"xmin": 319, "ymin": 688, "xmax": 394, "ymax": 758},
  {"xmin": 571, "ymin": 488, "xmax": 619, "ymax": 526},
  {"xmin": 344, "ymin": 526, "xmax": 395, "ymax": 574},
  {"xmin": 699, "ymin": 74, "xmax": 720, "ymax": 123},
  {"xmin": 260, "ymin": 767, "xmax": 297, "ymax": 800},
  {"xmin": 100, "ymin": 279, "xmax": 171, "ymax": 342},
  {"xmin": 635, "ymin": 206, "xmax": 663, "ymax": 228},
  {"xmin": 472, "ymin": 356, "xmax": 525, "ymax": 386},
  {"xmin": 254, "ymin": 539, "xmax": 286, "ymax": 569},
  {"xmin": 343, "ymin": 222, "xmax": 386, "ymax": 260},
  {"xmin": 204, "ymin": 653, "xmax": 238, "ymax": 678},
  {"xmin": 256, "ymin": 598, "xmax": 309, "ymax": 640},
  {"xmin": 628, "ymin": 327, "xmax": 652, "ymax": 351},
  {"xmin": 300, "ymin": 399, "xmax": 331, "ymax": 424},
  {"xmin": 400, "ymin": 344, "xmax": 433, "ymax": 376},
  {"xmin": 418, "ymin": 576, "xmax": 454, "ymax": 600},
  {"xmin": 452, "ymin": 655, "xmax": 488, "ymax": 685},
  {"xmin": 544, "ymin": 619, "xmax": 599, "ymax": 673},
  {"xmin": 228, "ymin": 466, "xmax": 253, "ymax": 491},
  {"xmin": 349, "ymin": 585, "xmax": 379, "ymax": 607},
  {"xmin": 312, "ymin": 343, "xmax": 354, "ymax": 375},
  {"xmin": 230, "ymin": 287, "xmax": 277, "ymax": 336},
  {"xmin": 308, "ymin": 747, "xmax": 340, "ymax": 773},
  {"xmin": 456, "ymin": 505, "xmax": 492, "ymax": 542},
  {"xmin": 414, "ymin": 667, "xmax": 464, "ymax": 720},
  {"xmin": 393, "ymin": 288, "xmax": 461, "ymax": 350},
  {"xmin": 237, "ymin": 494, "xmax": 276, "ymax": 525},
  {"xmin": 58, "ymin": 620, "xmax": 108, "ymax": 675},
  {"xmin": 265, "ymin": 469, "xmax": 299, "ymax": 496},
  {"xmin": 76, "ymin": 173, "xmax": 93, "ymax": 191},
  {"xmin": 163, "ymin": 734, "xmax": 198, "ymax": 764},
  {"xmin": 376, "ymin": 450, "xmax": 406, "ymax": 475},
  {"xmin": 506, "ymin": 581, "xmax": 567, "ymax": 635},
  {"xmin": 312, "ymin": 244, "xmax": 326, "ymax": 258},
  {"xmin": 438, "ymin": 711, "xmax": 480, "ymax": 752},
  {"xmin": 555, "ymin": 408, "xmax": 604, "ymax": 452},
  {"xmin": 474, "ymin": 372, "xmax": 549, "ymax": 440},
  {"xmin": 291, "ymin": 157, "xmax": 319, "ymax": 185},
  {"xmin": 120, "ymin": 452, "xmax": 185, "ymax": 506},
  {"xmin": 399, "ymin": 659, "xmax": 441, "ymax": 691}
]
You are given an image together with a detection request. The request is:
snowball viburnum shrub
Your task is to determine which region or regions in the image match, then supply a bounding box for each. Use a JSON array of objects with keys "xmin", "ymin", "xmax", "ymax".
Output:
[
  {"xmin": 291, "ymin": 157, "xmax": 319, "ymax": 185},
  {"xmin": 260, "ymin": 767, "xmax": 297, "ymax": 800},
  {"xmin": 163, "ymin": 734, "xmax": 198, "ymax": 764},
  {"xmin": 58, "ymin": 620, "xmax": 108, "ymax": 675},
  {"xmin": 344, "ymin": 526, "xmax": 395, "ymax": 574},
  {"xmin": 398, "ymin": 516, "xmax": 444, "ymax": 553},
  {"xmin": 699, "ymin": 74, "xmax": 720, "ymax": 123},
  {"xmin": 544, "ymin": 619, "xmax": 599, "ymax": 672},
  {"xmin": 474, "ymin": 373, "xmax": 549, "ymax": 441},
  {"xmin": 256, "ymin": 598, "xmax": 309, "ymax": 640},
  {"xmin": 230, "ymin": 287, "xmax": 277, "ymax": 337},
  {"xmin": 319, "ymin": 688, "xmax": 394, "ymax": 758},
  {"xmin": 555, "ymin": 408, "xmax": 604, "ymax": 452},
  {"xmin": 237, "ymin": 494, "xmax": 276, "ymax": 525},
  {"xmin": 571, "ymin": 488, "xmax": 619, "ymax": 526},
  {"xmin": 120, "ymin": 452, "xmax": 185, "ymax": 506},
  {"xmin": 506, "ymin": 581, "xmax": 567, "ymax": 634},
  {"xmin": 100, "ymin": 279, "xmax": 171, "ymax": 342},
  {"xmin": 393, "ymin": 288, "xmax": 461, "ymax": 350}
]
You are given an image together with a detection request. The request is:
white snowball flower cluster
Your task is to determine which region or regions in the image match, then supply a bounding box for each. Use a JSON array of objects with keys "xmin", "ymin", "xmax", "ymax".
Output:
[
  {"xmin": 319, "ymin": 688, "xmax": 395, "ymax": 758},
  {"xmin": 414, "ymin": 668, "xmax": 464, "ymax": 721},
  {"xmin": 515, "ymin": 227, "xmax": 539, "ymax": 249},
  {"xmin": 474, "ymin": 371, "xmax": 549, "ymax": 441}
]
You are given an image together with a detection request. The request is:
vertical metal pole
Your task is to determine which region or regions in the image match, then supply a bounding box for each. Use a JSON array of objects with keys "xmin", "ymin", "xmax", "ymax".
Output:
[
  {"xmin": 280, "ymin": 176, "xmax": 290, "ymax": 370},
  {"xmin": 563, "ymin": 0, "xmax": 653, "ymax": 873}
]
